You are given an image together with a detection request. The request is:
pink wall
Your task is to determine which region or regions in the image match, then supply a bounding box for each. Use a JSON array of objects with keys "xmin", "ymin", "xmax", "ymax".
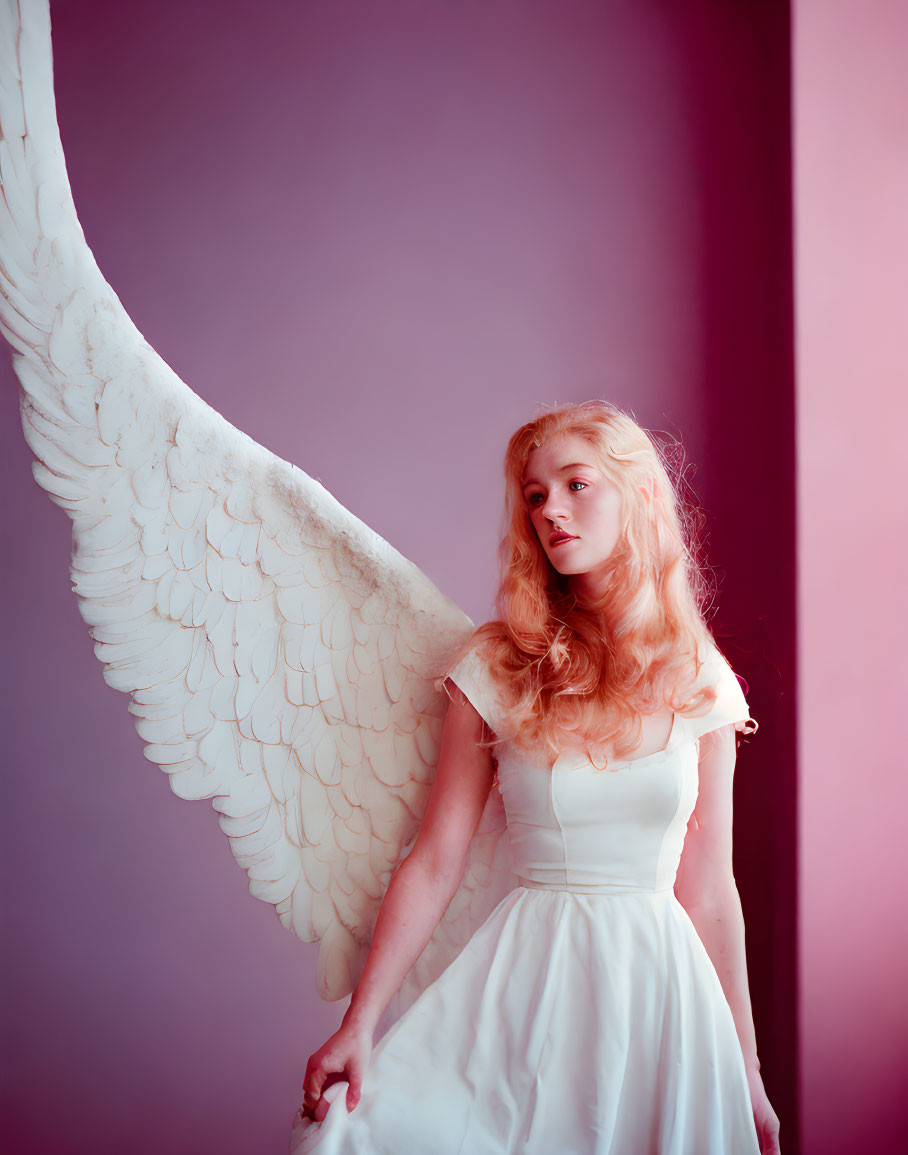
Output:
[
  {"xmin": 1, "ymin": 2, "xmax": 795, "ymax": 1151},
  {"xmin": 793, "ymin": 3, "xmax": 908, "ymax": 1153}
]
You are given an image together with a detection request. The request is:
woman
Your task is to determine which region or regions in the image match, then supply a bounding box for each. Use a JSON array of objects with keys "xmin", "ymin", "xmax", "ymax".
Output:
[{"xmin": 294, "ymin": 401, "xmax": 781, "ymax": 1155}]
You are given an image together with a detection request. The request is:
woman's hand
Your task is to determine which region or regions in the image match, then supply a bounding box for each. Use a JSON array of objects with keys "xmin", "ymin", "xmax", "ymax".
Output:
[
  {"xmin": 301, "ymin": 1022, "xmax": 374, "ymax": 1122},
  {"xmin": 747, "ymin": 1066, "xmax": 781, "ymax": 1154}
]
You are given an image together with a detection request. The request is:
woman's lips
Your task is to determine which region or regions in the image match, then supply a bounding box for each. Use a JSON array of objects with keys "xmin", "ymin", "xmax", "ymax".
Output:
[{"xmin": 549, "ymin": 533, "xmax": 577, "ymax": 546}]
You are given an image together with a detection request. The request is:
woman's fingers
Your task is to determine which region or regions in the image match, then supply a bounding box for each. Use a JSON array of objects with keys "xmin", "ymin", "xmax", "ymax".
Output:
[
  {"xmin": 300, "ymin": 1025, "xmax": 373, "ymax": 1121},
  {"xmin": 302, "ymin": 1054, "xmax": 352, "ymax": 1121},
  {"xmin": 302, "ymin": 1054, "xmax": 329, "ymax": 1118},
  {"xmin": 303, "ymin": 1068, "xmax": 321, "ymax": 1101},
  {"xmin": 345, "ymin": 1059, "xmax": 363, "ymax": 1112},
  {"xmin": 752, "ymin": 1098, "xmax": 781, "ymax": 1155},
  {"xmin": 760, "ymin": 1121, "xmax": 782, "ymax": 1155},
  {"xmin": 302, "ymin": 1075, "xmax": 350, "ymax": 1122}
]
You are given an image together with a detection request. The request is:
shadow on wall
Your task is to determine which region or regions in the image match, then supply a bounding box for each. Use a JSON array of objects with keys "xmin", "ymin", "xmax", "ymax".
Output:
[{"xmin": 675, "ymin": 2, "xmax": 798, "ymax": 1147}]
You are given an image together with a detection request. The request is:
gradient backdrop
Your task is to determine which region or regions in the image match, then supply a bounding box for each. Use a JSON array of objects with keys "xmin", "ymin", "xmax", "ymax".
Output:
[
  {"xmin": 793, "ymin": 2, "xmax": 908, "ymax": 1152},
  {"xmin": 2, "ymin": 0, "xmax": 806, "ymax": 1151}
]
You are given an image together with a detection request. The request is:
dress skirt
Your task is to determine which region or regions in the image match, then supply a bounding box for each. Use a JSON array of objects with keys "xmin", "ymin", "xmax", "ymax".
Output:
[{"xmin": 291, "ymin": 885, "xmax": 761, "ymax": 1155}]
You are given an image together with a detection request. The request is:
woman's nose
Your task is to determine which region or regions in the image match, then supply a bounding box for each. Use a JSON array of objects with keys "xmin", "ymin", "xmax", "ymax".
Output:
[{"xmin": 542, "ymin": 493, "xmax": 567, "ymax": 521}]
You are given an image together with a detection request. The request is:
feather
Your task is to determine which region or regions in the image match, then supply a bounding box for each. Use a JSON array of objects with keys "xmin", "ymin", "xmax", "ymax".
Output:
[{"xmin": 0, "ymin": 0, "xmax": 515, "ymax": 1006}]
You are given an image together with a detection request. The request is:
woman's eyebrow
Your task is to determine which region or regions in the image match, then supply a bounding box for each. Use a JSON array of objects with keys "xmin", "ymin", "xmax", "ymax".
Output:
[{"xmin": 522, "ymin": 463, "xmax": 596, "ymax": 490}]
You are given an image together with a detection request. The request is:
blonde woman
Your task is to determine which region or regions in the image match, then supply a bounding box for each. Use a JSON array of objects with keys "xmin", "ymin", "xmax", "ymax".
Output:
[{"xmin": 296, "ymin": 402, "xmax": 782, "ymax": 1155}]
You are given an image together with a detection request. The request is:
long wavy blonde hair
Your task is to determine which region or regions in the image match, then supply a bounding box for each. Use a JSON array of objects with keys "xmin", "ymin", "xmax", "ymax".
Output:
[{"xmin": 465, "ymin": 401, "xmax": 720, "ymax": 763}]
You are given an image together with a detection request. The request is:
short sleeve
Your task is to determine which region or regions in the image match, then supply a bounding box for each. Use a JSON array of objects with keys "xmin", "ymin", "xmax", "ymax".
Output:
[
  {"xmin": 444, "ymin": 645, "xmax": 502, "ymax": 734},
  {"xmin": 682, "ymin": 643, "xmax": 758, "ymax": 742}
]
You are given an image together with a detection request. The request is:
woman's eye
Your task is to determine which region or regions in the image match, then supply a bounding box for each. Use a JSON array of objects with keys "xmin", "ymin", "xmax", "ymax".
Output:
[
  {"xmin": 527, "ymin": 493, "xmax": 544, "ymax": 506},
  {"xmin": 569, "ymin": 481, "xmax": 587, "ymax": 492}
]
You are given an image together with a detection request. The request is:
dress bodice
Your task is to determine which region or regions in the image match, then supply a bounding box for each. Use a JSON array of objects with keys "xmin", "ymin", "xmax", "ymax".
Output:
[
  {"xmin": 495, "ymin": 728, "xmax": 701, "ymax": 894},
  {"xmin": 446, "ymin": 640, "xmax": 756, "ymax": 895}
]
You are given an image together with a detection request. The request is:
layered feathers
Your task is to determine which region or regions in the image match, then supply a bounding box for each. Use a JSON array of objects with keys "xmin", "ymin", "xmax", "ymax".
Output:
[{"xmin": 0, "ymin": 0, "xmax": 513, "ymax": 1001}]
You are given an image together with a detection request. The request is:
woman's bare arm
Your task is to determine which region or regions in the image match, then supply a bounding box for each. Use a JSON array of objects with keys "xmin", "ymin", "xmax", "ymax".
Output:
[
  {"xmin": 302, "ymin": 684, "xmax": 494, "ymax": 1119},
  {"xmin": 674, "ymin": 726, "xmax": 760, "ymax": 1068},
  {"xmin": 673, "ymin": 724, "xmax": 781, "ymax": 1154}
]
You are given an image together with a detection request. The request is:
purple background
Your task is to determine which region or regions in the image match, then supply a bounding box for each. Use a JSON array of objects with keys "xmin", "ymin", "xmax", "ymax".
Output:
[{"xmin": 1, "ymin": 2, "xmax": 797, "ymax": 1152}]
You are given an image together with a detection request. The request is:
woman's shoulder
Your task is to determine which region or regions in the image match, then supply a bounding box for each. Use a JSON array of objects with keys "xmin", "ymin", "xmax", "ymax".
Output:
[
  {"xmin": 442, "ymin": 629, "xmax": 505, "ymax": 734},
  {"xmin": 681, "ymin": 638, "xmax": 758, "ymax": 741}
]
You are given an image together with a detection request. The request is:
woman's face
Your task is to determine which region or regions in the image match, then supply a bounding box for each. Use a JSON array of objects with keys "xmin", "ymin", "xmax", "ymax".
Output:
[{"xmin": 522, "ymin": 431, "xmax": 626, "ymax": 598}]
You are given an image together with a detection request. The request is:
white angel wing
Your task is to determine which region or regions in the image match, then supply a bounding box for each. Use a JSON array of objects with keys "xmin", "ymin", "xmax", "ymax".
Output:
[{"xmin": 0, "ymin": 0, "xmax": 515, "ymax": 1002}]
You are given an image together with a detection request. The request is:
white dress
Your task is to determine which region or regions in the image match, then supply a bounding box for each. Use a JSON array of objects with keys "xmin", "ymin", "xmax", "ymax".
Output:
[{"xmin": 291, "ymin": 643, "xmax": 762, "ymax": 1155}]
